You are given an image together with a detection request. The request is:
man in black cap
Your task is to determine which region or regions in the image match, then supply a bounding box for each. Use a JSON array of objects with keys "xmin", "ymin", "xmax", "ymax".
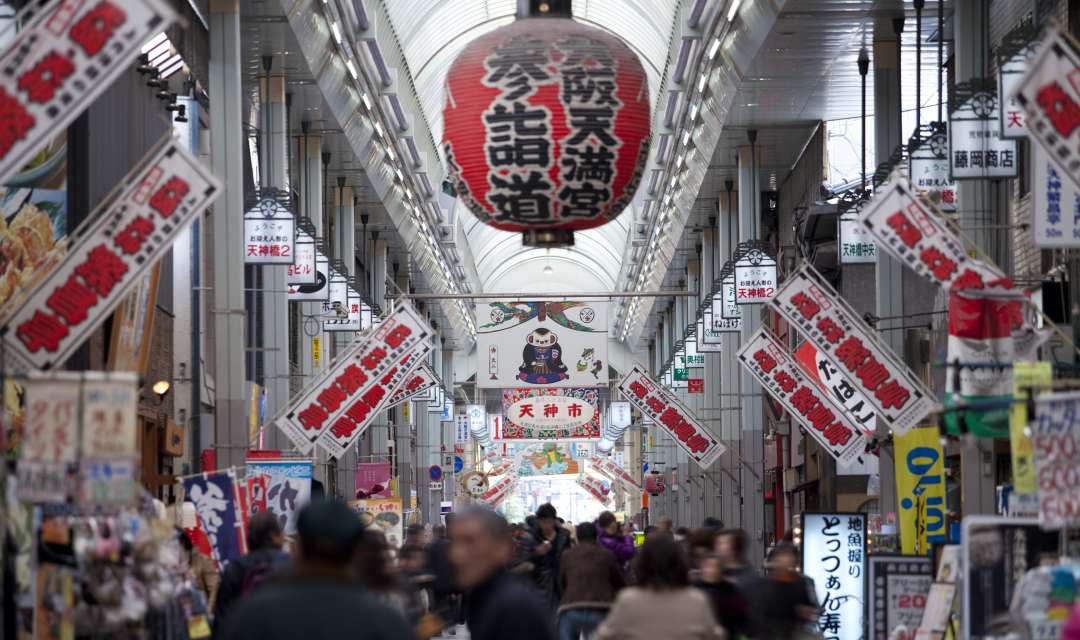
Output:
[{"xmin": 217, "ymin": 499, "xmax": 412, "ymax": 640}]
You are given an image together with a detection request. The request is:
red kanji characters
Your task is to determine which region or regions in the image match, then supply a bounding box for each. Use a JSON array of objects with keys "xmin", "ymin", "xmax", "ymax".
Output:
[
  {"xmin": 687, "ymin": 433, "xmax": 710, "ymax": 454},
  {"xmin": 773, "ymin": 370, "xmax": 797, "ymax": 394},
  {"xmin": 567, "ymin": 403, "xmax": 582, "ymax": 417},
  {"xmin": 543, "ymin": 403, "xmax": 558, "ymax": 418},
  {"xmin": 46, "ymin": 275, "xmax": 97, "ymax": 326},
  {"xmin": 345, "ymin": 400, "xmax": 369, "ymax": 424},
  {"xmin": 629, "ymin": 381, "xmax": 648, "ymax": 399},
  {"xmin": 835, "ymin": 336, "xmax": 870, "ymax": 371},
  {"xmin": 76, "ymin": 245, "xmax": 128, "ymax": 297},
  {"xmin": 822, "ymin": 422, "xmax": 853, "ymax": 447},
  {"xmin": 380, "ymin": 367, "xmax": 398, "ymax": 386},
  {"xmin": 1037, "ymin": 81, "xmax": 1080, "ymax": 139},
  {"xmin": 114, "ymin": 215, "xmax": 155, "ymax": 255},
  {"xmin": 15, "ymin": 310, "xmax": 68, "ymax": 353},
  {"xmin": 329, "ymin": 416, "xmax": 356, "ymax": 439},
  {"xmin": 789, "ymin": 386, "xmax": 819, "ymax": 414},
  {"xmin": 69, "ymin": 0, "xmax": 126, "ymax": 56},
  {"xmin": 18, "ymin": 51, "xmax": 74, "ymax": 103},
  {"xmin": 790, "ymin": 292, "xmax": 821, "ymax": 321},
  {"xmin": 149, "ymin": 177, "xmax": 190, "ymax": 219},
  {"xmin": 674, "ymin": 419, "xmax": 694, "ymax": 442},
  {"xmin": 855, "ymin": 357, "xmax": 889, "ymax": 391},
  {"xmin": 753, "ymin": 349, "xmax": 777, "ymax": 373},
  {"xmin": 317, "ymin": 385, "xmax": 347, "ymax": 413},
  {"xmin": 337, "ymin": 364, "xmax": 367, "ymax": 394},
  {"xmin": 297, "ymin": 404, "xmax": 329, "ymax": 431},
  {"xmin": 659, "ymin": 407, "xmax": 682, "ymax": 431},
  {"xmin": 886, "ymin": 211, "xmax": 922, "ymax": 248},
  {"xmin": 519, "ymin": 404, "xmax": 534, "ymax": 418},
  {"xmin": 361, "ymin": 346, "xmax": 387, "ymax": 370},
  {"xmin": 361, "ymin": 385, "xmax": 385, "ymax": 408},
  {"xmin": 806, "ymin": 404, "xmax": 835, "ymax": 431},
  {"xmin": 919, "ymin": 246, "xmax": 958, "ymax": 282},
  {"xmin": 0, "ymin": 87, "xmax": 34, "ymax": 158},
  {"xmin": 875, "ymin": 379, "xmax": 911, "ymax": 410},
  {"xmin": 384, "ymin": 324, "xmax": 413, "ymax": 349},
  {"xmin": 645, "ymin": 396, "xmax": 666, "ymax": 415},
  {"xmin": 816, "ymin": 317, "xmax": 844, "ymax": 344},
  {"xmin": 951, "ymin": 268, "xmax": 985, "ymax": 290}
]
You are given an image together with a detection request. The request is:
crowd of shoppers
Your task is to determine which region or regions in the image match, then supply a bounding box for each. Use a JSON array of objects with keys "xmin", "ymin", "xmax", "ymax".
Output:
[{"xmin": 174, "ymin": 497, "xmax": 821, "ymax": 639}]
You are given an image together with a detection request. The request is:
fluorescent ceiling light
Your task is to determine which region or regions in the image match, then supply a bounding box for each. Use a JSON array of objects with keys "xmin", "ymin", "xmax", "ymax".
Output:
[
  {"xmin": 727, "ymin": 0, "xmax": 741, "ymax": 21},
  {"xmin": 346, "ymin": 59, "xmax": 358, "ymax": 79}
]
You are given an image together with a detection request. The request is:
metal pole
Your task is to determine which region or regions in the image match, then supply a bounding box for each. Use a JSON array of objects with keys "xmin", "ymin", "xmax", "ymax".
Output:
[
  {"xmin": 939, "ymin": 0, "xmax": 945, "ymax": 123},
  {"xmin": 915, "ymin": 0, "xmax": 925, "ymax": 131},
  {"xmin": 859, "ymin": 48, "xmax": 869, "ymax": 193}
]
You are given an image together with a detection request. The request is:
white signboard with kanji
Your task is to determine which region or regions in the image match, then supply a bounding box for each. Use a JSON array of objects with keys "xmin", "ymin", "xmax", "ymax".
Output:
[
  {"xmin": 287, "ymin": 232, "xmax": 316, "ymax": 285},
  {"xmin": 1000, "ymin": 43, "xmax": 1038, "ymax": 138},
  {"xmin": 909, "ymin": 132, "xmax": 958, "ymax": 214},
  {"xmin": 949, "ymin": 93, "xmax": 1018, "ymax": 179},
  {"xmin": 244, "ymin": 195, "xmax": 294, "ymax": 264},
  {"xmin": 617, "ymin": 365, "xmax": 725, "ymax": 468},
  {"xmin": 710, "ymin": 279, "xmax": 742, "ymax": 332},
  {"xmin": 80, "ymin": 374, "xmax": 138, "ymax": 458},
  {"xmin": 383, "ymin": 362, "xmax": 438, "ymax": 410},
  {"xmin": 0, "ymin": 139, "xmax": 221, "ymax": 370},
  {"xmin": 803, "ymin": 513, "xmax": 866, "ymax": 640},
  {"xmin": 321, "ymin": 270, "xmax": 350, "ymax": 331},
  {"xmin": 733, "ymin": 245, "xmax": 777, "ymax": 304},
  {"xmin": 769, "ymin": 265, "xmax": 935, "ymax": 435},
  {"xmin": 839, "ymin": 215, "xmax": 877, "ymax": 263},
  {"xmin": 1033, "ymin": 131, "xmax": 1080, "ymax": 247},
  {"xmin": 1014, "ymin": 27, "xmax": 1080, "ymax": 191},
  {"xmin": 0, "ymin": 0, "xmax": 177, "ymax": 182},
  {"xmin": 856, "ymin": 177, "xmax": 1005, "ymax": 290},
  {"xmin": 738, "ymin": 329, "xmax": 869, "ymax": 463},
  {"xmin": 696, "ymin": 316, "xmax": 722, "ymax": 352},
  {"xmin": 18, "ymin": 373, "xmax": 81, "ymax": 502}
]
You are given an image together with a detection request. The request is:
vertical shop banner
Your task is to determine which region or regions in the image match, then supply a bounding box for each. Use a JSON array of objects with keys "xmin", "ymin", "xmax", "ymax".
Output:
[
  {"xmin": 738, "ymin": 330, "xmax": 869, "ymax": 464},
  {"xmin": 866, "ymin": 556, "xmax": 934, "ymax": 638},
  {"xmin": 1032, "ymin": 143, "xmax": 1080, "ymax": 247},
  {"xmin": 802, "ymin": 513, "xmax": 865, "ymax": 640},
  {"xmin": 1032, "ymin": 391, "xmax": 1080, "ymax": 529},
  {"xmin": 243, "ymin": 191, "xmax": 294, "ymax": 264},
  {"xmin": 245, "ymin": 459, "xmax": 313, "ymax": 535},
  {"xmin": 1000, "ymin": 42, "xmax": 1039, "ymax": 138},
  {"xmin": 501, "ymin": 387, "xmax": 601, "ymax": 439},
  {"xmin": 287, "ymin": 231, "xmax": 317, "ymax": 285},
  {"xmin": 577, "ymin": 473, "xmax": 612, "ymax": 506},
  {"xmin": 1010, "ymin": 362, "xmax": 1052, "ymax": 495},
  {"xmin": 287, "ymin": 250, "xmax": 329, "ymax": 301},
  {"xmin": 856, "ymin": 177, "xmax": 1006, "ymax": 290},
  {"xmin": 711, "ymin": 276, "xmax": 743, "ymax": 332},
  {"xmin": 617, "ymin": 365, "xmax": 725, "ymax": 468},
  {"xmin": 17, "ymin": 374, "xmax": 80, "ymax": 503},
  {"xmin": 1014, "ymin": 27, "xmax": 1080, "ymax": 191},
  {"xmin": 383, "ymin": 362, "xmax": 438, "ymax": 410},
  {"xmin": 476, "ymin": 300, "xmax": 607, "ymax": 388},
  {"xmin": 350, "ymin": 498, "xmax": 404, "ymax": 547},
  {"xmin": 0, "ymin": 0, "xmax": 177, "ymax": 182},
  {"xmin": 274, "ymin": 301, "xmax": 432, "ymax": 454},
  {"xmin": 181, "ymin": 470, "xmax": 246, "ymax": 570},
  {"xmin": 455, "ymin": 414, "xmax": 470, "ymax": 444},
  {"xmin": 355, "ymin": 462, "xmax": 392, "ymax": 499},
  {"xmin": 771, "ymin": 265, "xmax": 935, "ymax": 435},
  {"xmin": 893, "ymin": 425, "xmax": 947, "ymax": 555},
  {"xmin": 0, "ymin": 139, "xmax": 220, "ymax": 370}
]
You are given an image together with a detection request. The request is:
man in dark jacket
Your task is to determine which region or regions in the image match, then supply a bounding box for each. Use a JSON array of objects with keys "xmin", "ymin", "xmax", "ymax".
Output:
[
  {"xmin": 212, "ymin": 511, "xmax": 290, "ymax": 633},
  {"xmin": 451, "ymin": 506, "xmax": 556, "ymax": 640},
  {"xmin": 557, "ymin": 522, "xmax": 624, "ymax": 640},
  {"xmin": 217, "ymin": 500, "xmax": 412, "ymax": 640},
  {"xmin": 526, "ymin": 503, "xmax": 572, "ymax": 611},
  {"xmin": 424, "ymin": 514, "xmax": 459, "ymax": 628}
]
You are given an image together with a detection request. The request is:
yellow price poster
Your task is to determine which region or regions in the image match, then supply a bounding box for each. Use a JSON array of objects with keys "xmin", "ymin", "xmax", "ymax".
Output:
[
  {"xmin": 1010, "ymin": 362, "xmax": 1051, "ymax": 494},
  {"xmin": 894, "ymin": 425, "xmax": 947, "ymax": 555},
  {"xmin": 312, "ymin": 336, "xmax": 321, "ymax": 364}
]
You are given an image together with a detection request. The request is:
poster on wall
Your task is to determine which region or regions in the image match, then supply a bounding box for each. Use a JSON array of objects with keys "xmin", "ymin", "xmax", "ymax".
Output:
[
  {"xmin": 501, "ymin": 387, "xmax": 601, "ymax": 439},
  {"xmin": 355, "ymin": 462, "xmax": 392, "ymax": 499},
  {"xmin": 1032, "ymin": 144, "xmax": 1080, "ymax": 247},
  {"xmin": 350, "ymin": 498, "xmax": 404, "ymax": 548},
  {"xmin": 0, "ymin": 138, "xmax": 221, "ymax": 371},
  {"xmin": 245, "ymin": 458, "xmax": 313, "ymax": 535},
  {"xmin": 476, "ymin": 300, "xmax": 607, "ymax": 388},
  {"xmin": 802, "ymin": 513, "xmax": 865, "ymax": 640},
  {"xmin": 894, "ymin": 425, "xmax": 947, "ymax": 555},
  {"xmin": 867, "ymin": 555, "xmax": 933, "ymax": 639}
]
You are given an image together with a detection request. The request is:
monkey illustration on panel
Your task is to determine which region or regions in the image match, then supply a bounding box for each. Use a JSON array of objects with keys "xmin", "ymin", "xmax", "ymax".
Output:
[{"xmin": 518, "ymin": 328, "xmax": 569, "ymax": 384}]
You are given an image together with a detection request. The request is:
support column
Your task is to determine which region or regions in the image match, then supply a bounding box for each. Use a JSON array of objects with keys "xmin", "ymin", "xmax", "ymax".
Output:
[
  {"xmin": 954, "ymin": 0, "xmax": 997, "ymax": 516},
  {"xmin": 334, "ymin": 181, "xmax": 355, "ymax": 496},
  {"xmin": 299, "ymin": 133, "xmax": 325, "ymax": 382},
  {"xmin": 259, "ymin": 55, "xmax": 290, "ymax": 448},
  {"xmin": 394, "ymin": 270, "xmax": 414, "ymax": 513},
  {"xmin": 368, "ymin": 239, "xmax": 390, "ymax": 457},
  {"xmin": 737, "ymin": 145, "xmax": 765, "ymax": 567},
  {"xmin": 717, "ymin": 186, "xmax": 741, "ymax": 530},
  {"xmin": 209, "ymin": 0, "xmax": 248, "ymax": 469}
]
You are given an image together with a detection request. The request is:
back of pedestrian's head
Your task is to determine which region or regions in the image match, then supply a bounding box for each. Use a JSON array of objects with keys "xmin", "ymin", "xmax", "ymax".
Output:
[
  {"xmin": 247, "ymin": 511, "xmax": 284, "ymax": 552},
  {"xmin": 297, "ymin": 499, "xmax": 364, "ymax": 566},
  {"xmin": 633, "ymin": 534, "xmax": 690, "ymax": 590},
  {"xmin": 597, "ymin": 510, "xmax": 617, "ymax": 532},
  {"xmin": 576, "ymin": 521, "xmax": 598, "ymax": 543}
]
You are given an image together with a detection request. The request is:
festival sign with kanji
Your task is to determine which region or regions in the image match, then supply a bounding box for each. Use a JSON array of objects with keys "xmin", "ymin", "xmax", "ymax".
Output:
[
  {"xmin": 770, "ymin": 265, "xmax": 935, "ymax": 435},
  {"xmin": 0, "ymin": 138, "xmax": 221, "ymax": 370},
  {"xmin": 802, "ymin": 513, "xmax": 866, "ymax": 640},
  {"xmin": 17, "ymin": 372, "xmax": 81, "ymax": 503},
  {"xmin": 243, "ymin": 189, "xmax": 294, "ymax": 264},
  {"xmin": 738, "ymin": 329, "xmax": 869, "ymax": 464},
  {"xmin": 617, "ymin": 365, "xmax": 725, "ymax": 468},
  {"xmin": 383, "ymin": 362, "xmax": 439, "ymax": 410},
  {"xmin": 856, "ymin": 176, "xmax": 1005, "ymax": 290},
  {"xmin": 477, "ymin": 300, "xmax": 607, "ymax": 388},
  {"xmin": 501, "ymin": 387, "xmax": 601, "ymax": 439},
  {"xmin": 275, "ymin": 301, "xmax": 433, "ymax": 455},
  {"xmin": 949, "ymin": 80, "xmax": 1018, "ymax": 179},
  {"xmin": 0, "ymin": 0, "xmax": 177, "ymax": 183},
  {"xmin": 1013, "ymin": 26, "xmax": 1080, "ymax": 191},
  {"xmin": 1032, "ymin": 143, "xmax": 1080, "ymax": 247}
]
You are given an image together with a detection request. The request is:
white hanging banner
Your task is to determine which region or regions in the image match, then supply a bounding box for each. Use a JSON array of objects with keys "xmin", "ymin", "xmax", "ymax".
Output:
[
  {"xmin": 288, "ymin": 251, "xmax": 330, "ymax": 301},
  {"xmin": 617, "ymin": 365, "xmax": 725, "ymax": 468},
  {"xmin": 243, "ymin": 192, "xmax": 295, "ymax": 264},
  {"xmin": 576, "ymin": 473, "xmax": 612, "ymax": 506},
  {"xmin": 0, "ymin": 139, "xmax": 221, "ymax": 370},
  {"xmin": 0, "ymin": 0, "xmax": 178, "ymax": 183},
  {"xmin": 383, "ymin": 362, "xmax": 439, "ymax": 410},
  {"xmin": 1032, "ymin": 142, "xmax": 1080, "ymax": 247},
  {"xmin": 710, "ymin": 278, "xmax": 742, "ymax": 332},
  {"xmin": 696, "ymin": 316, "xmax": 723, "ymax": 351},
  {"xmin": 589, "ymin": 454, "xmax": 642, "ymax": 491},
  {"xmin": 1000, "ymin": 41, "xmax": 1039, "ymax": 138},
  {"xmin": 737, "ymin": 329, "xmax": 869, "ymax": 463},
  {"xmin": 321, "ymin": 270, "xmax": 352, "ymax": 332},
  {"xmin": 856, "ymin": 177, "xmax": 1006, "ymax": 290},
  {"xmin": 287, "ymin": 231, "xmax": 317, "ymax": 285},
  {"xmin": 274, "ymin": 302, "xmax": 433, "ymax": 455},
  {"xmin": 949, "ymin": 89, "xmax": 1018, "ymax": 179},
  {"xmin": 609, "ymin": 401, "xmax": 632, "ymax": 428},
  {"xmin": 1013, "ymin": 26, "xmax": 1080, "ymax": 191},
  {"xmin": 909, "ymin": 129, "xmax": 959, "ymax": 214},
  {"xmin": 733, "ymin": 242, "xmax": 778, "ymax": 304},
  {"xmin": 839, "ymin": 215, "xmax": 878, "ymax": 263},
  {"xmin": 768, "ymin": 265, "xmax": 935, "ymax": 435}
]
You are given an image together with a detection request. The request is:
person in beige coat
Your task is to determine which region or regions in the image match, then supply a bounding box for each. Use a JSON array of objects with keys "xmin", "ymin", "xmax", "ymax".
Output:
[{"xmin": 595, "ymin": 533, "xmax": 725, "ymax": 640}]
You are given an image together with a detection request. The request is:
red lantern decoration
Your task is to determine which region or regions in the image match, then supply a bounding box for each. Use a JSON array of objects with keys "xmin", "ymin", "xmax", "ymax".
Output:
[{"xmin": 442, "ymin": 15, "xmax": 651, "ymax": 247}]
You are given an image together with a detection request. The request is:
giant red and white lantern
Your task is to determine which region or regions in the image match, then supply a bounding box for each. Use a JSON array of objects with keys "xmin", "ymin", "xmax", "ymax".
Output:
[{"xmin": 442, "ymin": 16, "xmax": 651, "ymax": 246}]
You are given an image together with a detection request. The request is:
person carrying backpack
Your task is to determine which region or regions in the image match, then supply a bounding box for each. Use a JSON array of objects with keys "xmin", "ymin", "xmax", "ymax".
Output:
[{"xmin": 212, "ymin": 511, "xmax": 290, "ymax": 633}]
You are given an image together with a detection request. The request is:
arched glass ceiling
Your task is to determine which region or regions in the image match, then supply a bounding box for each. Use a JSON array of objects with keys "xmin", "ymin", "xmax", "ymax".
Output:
[{"xmin": 382, "ymin": 0, "xmax": 678, "ymax": 295}]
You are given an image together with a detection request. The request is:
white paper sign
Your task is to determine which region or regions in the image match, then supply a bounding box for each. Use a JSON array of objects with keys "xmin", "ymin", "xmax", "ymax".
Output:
[
  {"xmin": 0, "ymin": 0, "xmax": 178, "ymax": 182},
  {"xmin": 18, "ymin": 373, "xmax": 81, "ymax": 502},
  {"xmin": 1032, "ymin": 391, "xmax": 1080, "ymax": 530},
  {"xmin": 383, "ymin": 362, "xmax": 439, "ymax": 410},
  {"xmin": 0, "ymin": 139, "xmax": 221, "ymax": 370},
  {"xmin": 80, "ymin": 375, "xmax": 138, "ymax": 458},
  {"xmin": 770, "ymin": 265, "xmax": 935, "ymax": 435},
  {"xmin": 738, "ymin": 329, "xmax": 869, "ymax": 463},
  {"xmin": 609, "ymin": 401, "xmax": 632, "ymax": 428}
]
